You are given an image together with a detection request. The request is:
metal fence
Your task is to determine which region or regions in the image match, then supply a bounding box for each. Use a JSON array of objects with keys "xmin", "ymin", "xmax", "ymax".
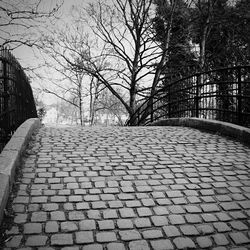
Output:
[
  {"xmin": 0, "ymin": 48, "xmax": 37, "ymax": 151},
  {"xmin": 126, "ymin": 66, "xmax": 250, "ymax": 127}
]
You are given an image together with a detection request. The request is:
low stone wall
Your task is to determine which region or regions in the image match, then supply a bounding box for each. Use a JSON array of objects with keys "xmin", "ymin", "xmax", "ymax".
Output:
[{"xmin": 0, "ymin": 118, "xmax": 41, "ymax": 224}]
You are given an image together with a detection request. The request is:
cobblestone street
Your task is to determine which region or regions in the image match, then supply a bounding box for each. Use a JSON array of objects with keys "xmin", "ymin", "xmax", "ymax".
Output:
[{"xmin": 1, "ymin": 125, "xmax": 250, "ymax": 250}]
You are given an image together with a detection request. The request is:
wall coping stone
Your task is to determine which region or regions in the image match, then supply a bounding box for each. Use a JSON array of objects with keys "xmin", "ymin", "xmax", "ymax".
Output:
[{"xmin": 0, "ymin": 118, "xmax": 41, "ymax": 224}]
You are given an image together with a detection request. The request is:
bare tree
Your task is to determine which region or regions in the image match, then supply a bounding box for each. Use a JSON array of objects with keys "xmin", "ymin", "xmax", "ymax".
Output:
[
  {"xmin": 76, "ymin": 0, "xmax": 173, "ymax": 120},
  {"xmin": 37, "ymin": 21, "xmax": 107, "ymax": 125},
  {"xmin": 94, "ymin": 88, "xmax": 127, "ymax": 125},
  {"xmin": 43, "ymin": 68, "xmax": 88, "ymax": 126},
  {"xmin": 0, "ymin": 0, "xmax": 63, "ymax": 49},
  {"xmin": 39, "ymin": 0, "xmax": 182, "ymax": 123}
]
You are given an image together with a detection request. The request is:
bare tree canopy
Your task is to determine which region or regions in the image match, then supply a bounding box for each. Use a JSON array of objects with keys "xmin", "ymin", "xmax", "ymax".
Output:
[
  {"xmin": 0, "ymin": 0, "xmax": 63, "ymax": 49},
  {"xmin": 40, "ymin": 0, "xmax": 182, "ymax": 123}
]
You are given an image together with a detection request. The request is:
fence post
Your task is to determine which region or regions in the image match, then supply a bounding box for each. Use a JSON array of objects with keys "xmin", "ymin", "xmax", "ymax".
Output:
[
  {"xmin": 3, "ymin": 59, "xmax": 9, "ymax": 132},
  {"xmin": 237, "ymin": 67, "xmax": 242, "ymax": 125},
  {"xmin": 195, "ymin": 74, "xmax": 200, "ymax": 118},
  {"xmin": 150, "ymin": 95, "xmax": 153, "ymax": 123},
  {"xmin": 168, "ymin": 84, "xmax": 171, "ymax": 118}
]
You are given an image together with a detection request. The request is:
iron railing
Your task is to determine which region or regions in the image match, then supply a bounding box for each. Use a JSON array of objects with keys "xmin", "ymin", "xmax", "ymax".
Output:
[
  {"xmin": 126, "ymin": 66, "xmax": 250, "ymax": 127},
  {"xmin": 0, "ymin": 48, "xmax": 37, "ymax": 151}
]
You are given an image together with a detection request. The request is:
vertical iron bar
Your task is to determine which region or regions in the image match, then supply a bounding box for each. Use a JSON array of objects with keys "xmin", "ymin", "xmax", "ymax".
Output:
[
  {"xmin": 237, "ymin": 67, "xmax": 242, "ymax": 125},
  {"xmin": 3, "ymin": 58, "xmax": 9, "ymax": 133},
  {"xmin": 168, "ymin": 84, "xmax": 171, "ymax": 118},
  {"xmin": 195, "ymin": 74, "xmax": 200, "ymax": 118},
  {"xmin": 150, "ymin": 95, "xmax": 153, "ymax": 123}
]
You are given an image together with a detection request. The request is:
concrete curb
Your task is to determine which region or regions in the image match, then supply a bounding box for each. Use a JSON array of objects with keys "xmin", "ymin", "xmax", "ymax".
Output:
[
  {"xmin": 0, "ymin": 118, "xmax": 41, "ymax": 225},
  {"xmin": 150, "ymin": 118, "xmax": 250, "ymax": 145}
]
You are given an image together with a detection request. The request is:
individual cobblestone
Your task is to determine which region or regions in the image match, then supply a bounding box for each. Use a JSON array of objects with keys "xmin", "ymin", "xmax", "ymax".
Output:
[
  {"xmin": 128, "ymin": 240, "xmax": 150, "ymax": 250},
  {"xmin": 1, "ymin": 125, "xmax": 250, "ymax": 249},
  {"xmin": 51, "ymin": 233, "xmax": 73, "ymax": 246},
  {"xmin": 45, "ymin": 221, "xmax": 59, "ymax": 233},
  {"xmin": 173, "ymin": 237, "xmax": 196, "ymax": 249},
  {"xmin": 75, "ymin": 231, "xmax": 94, "ymax": 244},
  {"xmin": 96, "ymin": 232, "xmax": 117, "ymax": 242},
  {"xmin": 150, "ymin": 239, "xmax": 174, "ymax": 250},
  {"xmin": 26, "ymin": 235, "xmax": 48, "ymax": 246}
]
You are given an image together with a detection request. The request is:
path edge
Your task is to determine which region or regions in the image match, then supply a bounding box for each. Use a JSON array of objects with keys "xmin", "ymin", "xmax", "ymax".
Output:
[
  {"xmin": 149, "ymin": 118, "xmax": 250, "ymax": 145},
  {"xmin": 0, "ymin": 118, "xmax": 41, "ymax": 225}
]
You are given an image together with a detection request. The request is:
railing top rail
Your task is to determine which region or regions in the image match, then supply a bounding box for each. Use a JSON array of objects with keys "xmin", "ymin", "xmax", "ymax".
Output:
[{"xmin": 163, "ymin": 65, "xmax": 250, "ymax": 89}]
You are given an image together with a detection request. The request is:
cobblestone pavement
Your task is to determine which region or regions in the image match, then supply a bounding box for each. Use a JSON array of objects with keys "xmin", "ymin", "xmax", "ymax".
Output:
[{"xmin": 1, "ymin": 125, "xmax": 250, "ymax": 250}]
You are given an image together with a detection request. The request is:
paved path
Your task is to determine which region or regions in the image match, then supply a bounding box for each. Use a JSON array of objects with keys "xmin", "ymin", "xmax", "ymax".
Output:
[{"xmin": 1, "ymin": 125, "xmax": 250, "ymax": 250}]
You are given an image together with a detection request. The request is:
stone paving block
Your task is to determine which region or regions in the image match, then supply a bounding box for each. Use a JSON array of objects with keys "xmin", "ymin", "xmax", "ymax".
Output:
[
  {"xmin": 230, "ymin": 232, "xmax": 250, "ymax": 245},
  {"xmin": 23, "ymin": 223, "xmax": 42, "ymax": 234},
  {"xmin": 51, "ymin": 233, "xmax": 73, "ymax": 246},
  {"xmin": 79, "ymin": 220, "xmax": 96, "ymax": 230},
  {"xmin": 45, "ymin": 221, "xmax": 59, "ymax": 233},
  {"xmin": 125, "ymin": 200, "xmax": 141, "ymax": 207},
  {"xmin": 180, "ymin": 225, "xmax": 199, "ymax": 236},
  {"xmin": 68, "ymin": 211, "xmax": 85, "ymax": 220},
  {"xmin": 43, "ymin": 203, "xmax": 59, "ymax": 211},
  {"xmin": 215, "ymin": 212, "xmax": 232, "ymax": 221},
  {"xmin": 134, "ymin": 218, "xmax": 152, "ymax": 228},
  {"xmin": 82, "ymin": 244, "xmax": 103, "ymax": 250},
  {"xmin": 173, "ymin": 237, "xmax": 196, "ymax": 249},
  {"xmin": 61, "ymin": 221, "xmax": 78, "ymax": 232},
  {"xmin": 75, "ymin": 231, "xmax": 94, "ymax": 244},
  {"xmin": 212, "ymin": 234, "xmax": 230, "ymax": 246},
  {"xmin": 151, "ymin": 215, "xmax": 168, "ymax": 226},
  {"xmin": 98, "ymin": 220, "xmax": 115, "ymax": 230},
  {"xmin": 185, "ymin": 214, "xmax": 202, "ymax": 223},
  {"xmin": 5, "ymin": 225, "xmax": 19, "ymax": 235},
  {"xmin": 166, "ymin": 191, "xmax": 183, "ymax": 198},
  {"xmin": 117, "ymin": 219, "xmax": 134, "ymax": 229},
  {"xmin": 230, "ymin": 221, "xmax": 248, "ymax": 230},
  {"xmin": 238, "ymin": 201, "xmax": 250, "ymax": 209},
  {"xmin": 119, "ymin": 230, "xmax": 142, "ymax": 241},
  {"xmin": 76, "ymin": 202, "xmax": 90, "ymax": 210},
  {"xmin": 163, "ymin": 225, "xmax": 181, "ymax": 237},
  {"xmin": 220, "ymin": 202, "xmax": 241, "ymax": 211},
  {"xmin": 119, "ymin": 208, "xmax": 136, "ymax": 218},
  {"xmin": 137, "ymin": 207, "xmax": 153, "ymax": 217},
  {"xmin": 230, "ymin": 211, "xmax": 247, "ymax": 220},
  {"xmin": 169, "ymin": 205, "xmax": 186, "ymax": 214},
  {"xmin": 14, "ymin": 213, "xmax": 28, "ymax": 223},
  {"xmin": 150, "ymin": 239, "xmax": 174, "ymax": 250},
  {"xmin": 200, "ymin": 203, "xmax": 221, "ymax": 212},
  {"xmin": 142, "ymin": 229, "xmax": 163, "ymax": 239},
  {"xmin": 153, "ymin": 206, "xmax": 169, "ymax": 215},
  {"xmin": 213, "ymin": 222, "xmax": 231, "ymax": 232},
  {"xmin": 107, "ymin": 243, "xmax": 126, "ymax": 250},
  {"xmin": 168, "ymin": 214, "xmax": 186, "ymax": 225},
  {"xmin": 201, "ymin": 213, "xmax": 218, "ymax": 222},
  {"xmin": 5, "ymin": 235, "xmax": 23, "ymax": 248},
  {"xmin": 128, "ymin": 240, "xmax": 150, "ymax": 250},
  {"xmin": 196, "ymin": 236, "xmax": 213, "ymax": 248},
  {"xmin": 141, "ymin": 198, "xmax": 156, "ymax": 207},
  {"xmin": 61, "ymin": 247, "xmax": 80, "ymax": 250},
  {"xmin": 26, "ymin": 235, "xmax": 48, "ymax": 246},
  {"xmin": 197, "ymin": 224, "xmax": 215, "ymax": 234},
  {"xmin": 96, "ymin": 232, "xmax": 117, "ymax": 242},
  {"xmin": 51, "ymin": 211, "xmax": 66, "ymax": 221}
]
